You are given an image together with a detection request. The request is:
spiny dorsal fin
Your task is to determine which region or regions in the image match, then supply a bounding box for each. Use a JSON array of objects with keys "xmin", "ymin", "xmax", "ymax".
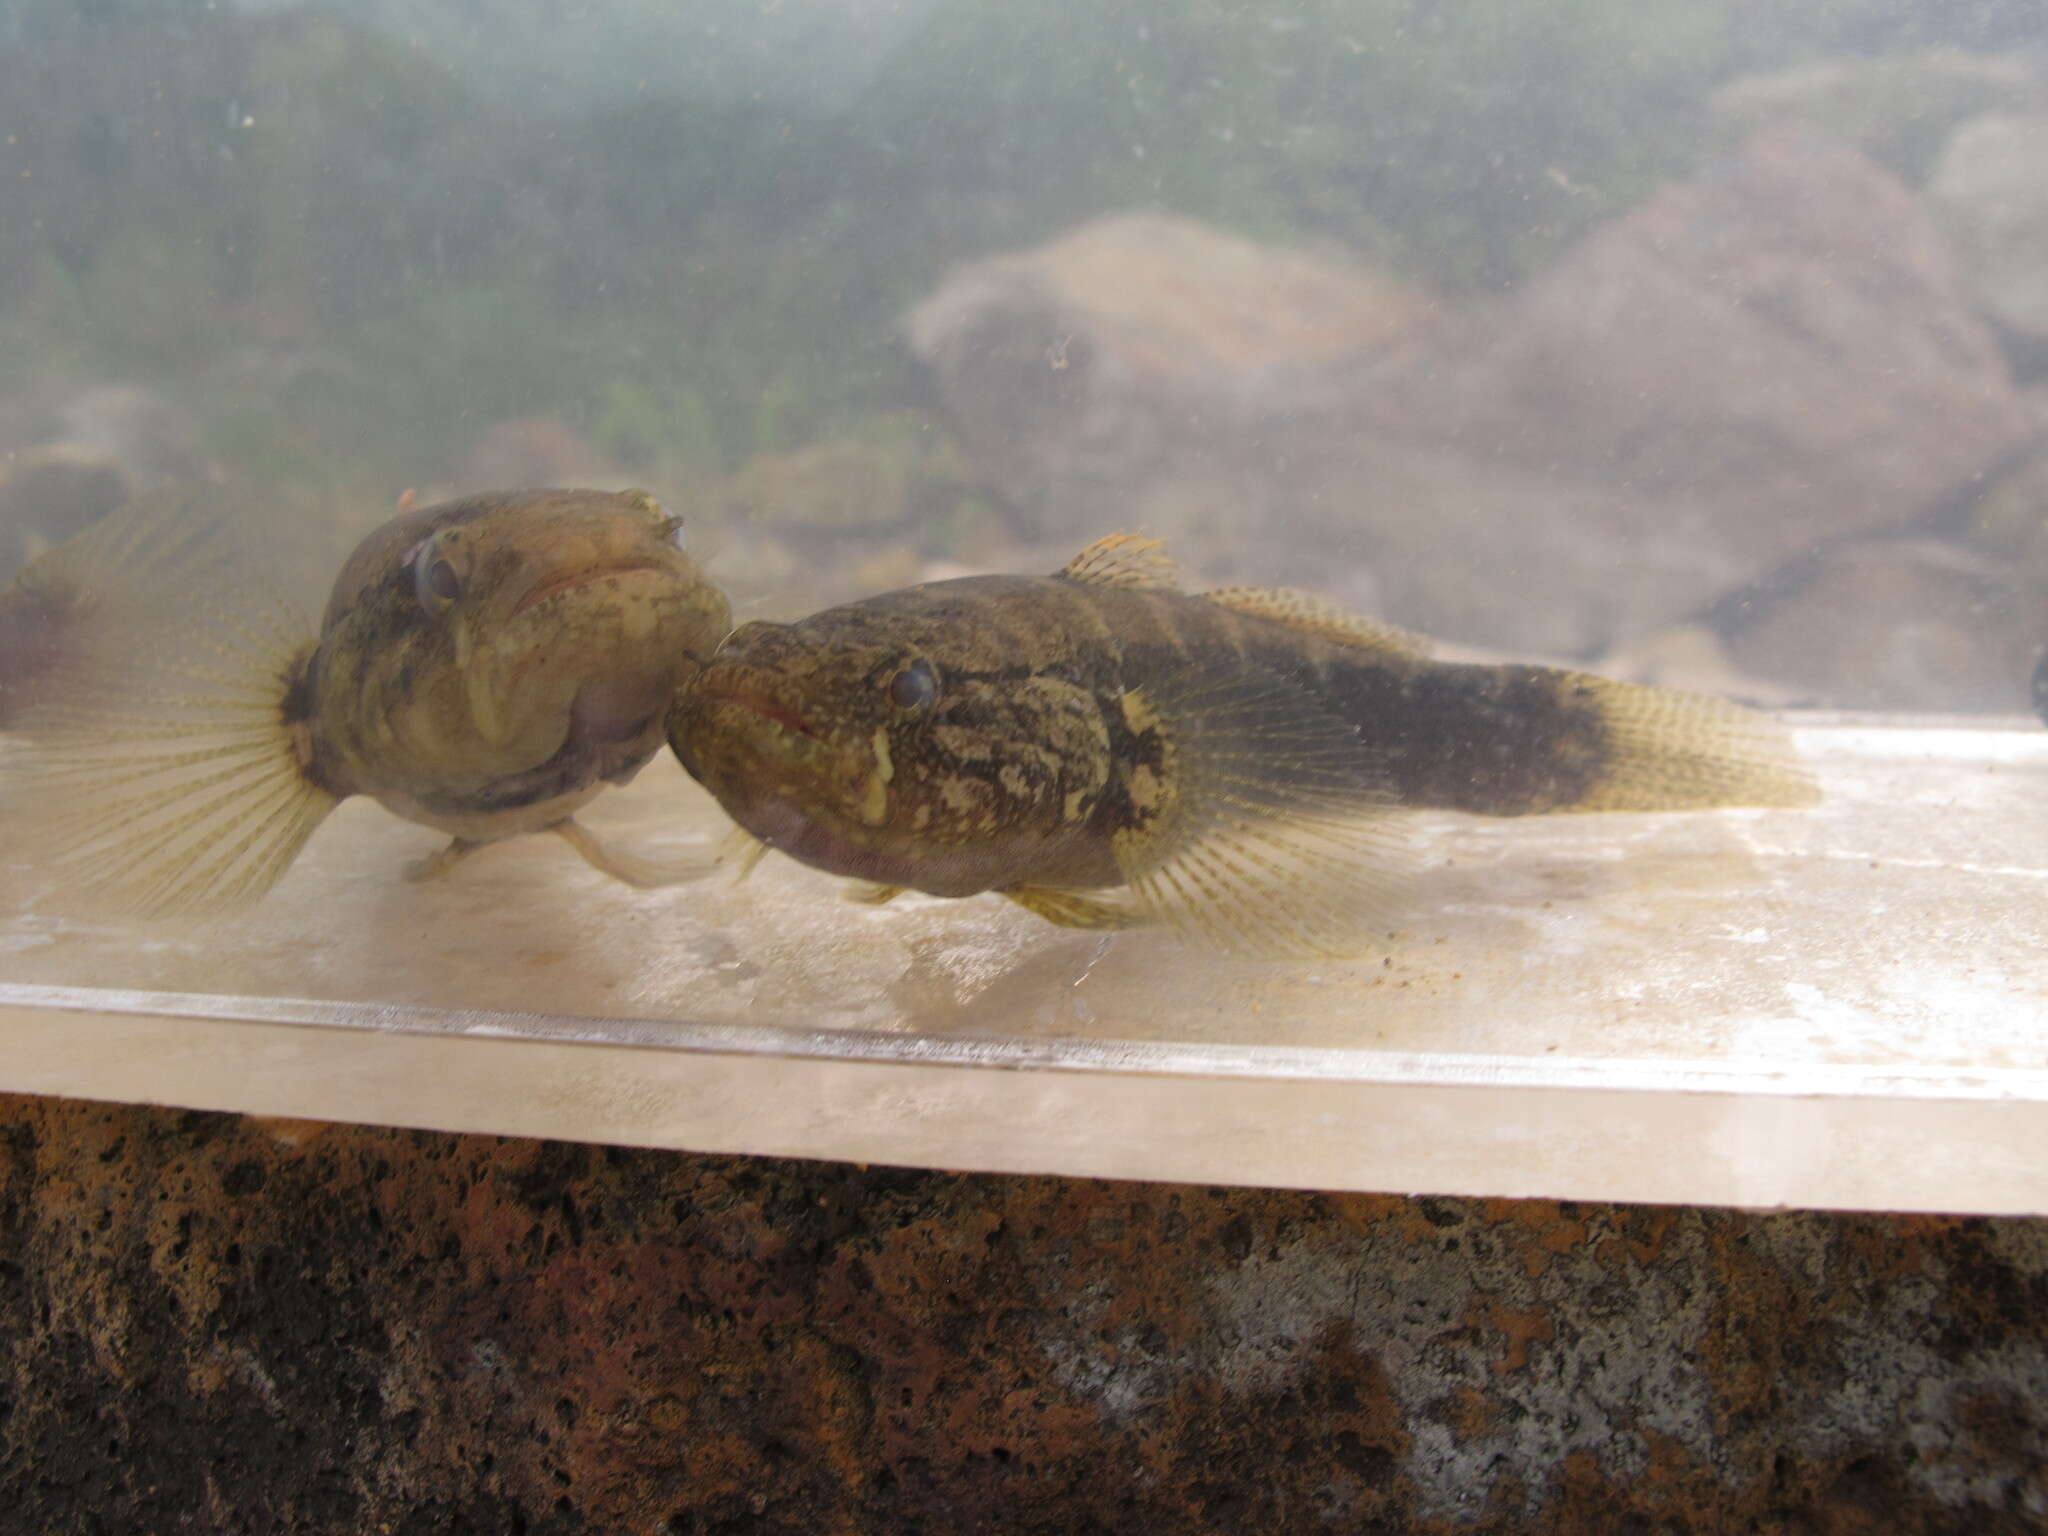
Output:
[
  {"xmin": 1103, "ymin": 660, "xmax": 1412, "ymax": 958},
  {"xmin": 1203, "ymin": 586, "xmax": 1432, "ymax": 660},
  {"xmin": 0, "ymin": 487, "xmax": 338, "ymax": 919},
  {"xmin": 1059, "ymin": 533, "xmax": 1180, "ymax": 590}
]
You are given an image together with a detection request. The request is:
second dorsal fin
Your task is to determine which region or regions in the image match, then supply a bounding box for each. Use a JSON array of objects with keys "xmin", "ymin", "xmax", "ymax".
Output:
[
  {"xmin": 1202, "ymin": 585, "xmax": 1432, "ymax": 660},
  {"xmin": 1059, "ymin": 534, "xmax": 1180, "ymax": 590}
]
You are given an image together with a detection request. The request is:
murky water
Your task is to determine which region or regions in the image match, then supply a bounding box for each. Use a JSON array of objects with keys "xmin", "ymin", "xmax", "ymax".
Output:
[{"xmin": 4, "ymin": 3, "xmax": 2048, "ymax": 1203}]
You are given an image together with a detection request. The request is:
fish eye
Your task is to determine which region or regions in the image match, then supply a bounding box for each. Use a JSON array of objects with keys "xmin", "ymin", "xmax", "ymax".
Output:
[
  {"xmin": 661, "ymin": 515, "xmax": 688, "ymax": 552},
  {"xmin": 411, "ymin": 540, "xmax": 463, "ymax": 612},
  {"xmin": 886, "ymin": 657, "xmax": 939, "ymax": 715}
]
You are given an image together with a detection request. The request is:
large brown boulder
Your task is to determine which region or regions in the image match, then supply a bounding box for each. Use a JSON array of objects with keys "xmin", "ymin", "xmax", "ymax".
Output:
[
  {"xmin": 1707, "ymin": 48, "xmax": 2042, "ymax": 176},
  {"xmin": 1930, "ymin": 111, "xmax": 2048, "ymax": 346},
  {"xmin": 1361, "ymin": 129, "xmax": 2037, "ymax": 651},
  {"xmin": 0, "ymin": 385, "xmax": 207, "ymax": 580},
  {"xmin": 1720, "ymin": 537, "xmax": 2037, "ymax": 712},
  {"xmin": 908, "ymin": 135, "xmax": 2036, "ymax": 658},
  {"xmin": 903, "ymin": 212, "xmax": 1439, "ymax": 581}
]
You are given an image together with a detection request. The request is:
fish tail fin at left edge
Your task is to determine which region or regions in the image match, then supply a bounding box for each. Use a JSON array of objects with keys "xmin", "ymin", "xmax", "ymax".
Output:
[
  {"xmin": 1558, "ymin": 672, "xmax": 1819, "ymax": 813},
  {"xmin": 0, "ymin": 487, "xmax": 339, "ymax": 919}
]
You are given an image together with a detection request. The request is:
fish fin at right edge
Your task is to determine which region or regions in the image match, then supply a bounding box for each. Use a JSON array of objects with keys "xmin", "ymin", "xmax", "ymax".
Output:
[
  {"xmin": 1107, "ymin": 661, "xmax": 1414, "ymax": 959},
  {"xmin": 1553, "ymin": 673, "xmax": 1820, "ymax": 811},
  {"xmin": 0, "ymin": 486, "xmax": 337, "ymax": 919},
  {"xmin": 1058, "ymin": 534, "xmax": 1180, "ymax": 590}
]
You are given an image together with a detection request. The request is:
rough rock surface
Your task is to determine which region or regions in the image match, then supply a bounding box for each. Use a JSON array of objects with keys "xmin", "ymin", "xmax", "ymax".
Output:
[
  {"xmin": 1708, "ymin": 49, "xmax": 2042, "ymax": 177},
  {"xmin": 2, "ymin": 1093, "xmax": 2045, "ymax": 1533},
  {"xmin": 909, "ymin": 137, "xmax": 2034, "ymax": 658},
  {"xmin": 1719, "ymin": 537, "xmax": 2037, "ymax": 711},
  {"xmin": 452, "ymin": 416, "xmax": 627, "ymax": 493},
  {"xmin": 1931, "ymin": 111, "xmax": 2048, "ymax": 347},
  {"xmin": 903, "ymin": 211, "xmax": 1439, "ymax": 539},
  {"xmin": 695, "ymin": 415, "xmax": 997, "ymax": 607}
]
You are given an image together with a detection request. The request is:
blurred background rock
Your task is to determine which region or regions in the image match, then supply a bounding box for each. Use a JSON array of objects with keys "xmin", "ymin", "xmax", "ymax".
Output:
[{"xmin": 4, "ymin": 0, "xmax": 2047, "ymax": 706}]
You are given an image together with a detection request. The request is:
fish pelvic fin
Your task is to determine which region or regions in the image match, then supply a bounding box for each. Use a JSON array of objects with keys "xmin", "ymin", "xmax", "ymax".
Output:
[
  {"xmin": 1059, "ymin": 533, "xmax": 1180, "ymax": 590},
  {"xmin": 842, "ymin": 880, "xmax": 905, "ymax": 905},
  {"xmin": 1106, "ymin": 662, "xmax": 1413, "ymax": 959},
  {"xmin": 1201, "ymin": 586, "xmax": 1433, "ymax": 660},
  {"xmin": 405, "ymin": 836, "xmax": 482, "ymax": 882},
  {"xmin": 0, "ymin": 487, "xmax": 338, "ymax": 918},
  {"xmin": 551, "ymin": 818, "xmax": 730, "ymax": 888},
  {"xmin": 1551, "ymin": 673, "xmax": 1819, "ymax": 812}
]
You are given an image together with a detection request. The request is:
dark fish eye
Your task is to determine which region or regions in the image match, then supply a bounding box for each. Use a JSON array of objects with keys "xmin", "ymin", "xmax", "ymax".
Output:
[
  {"xmin": 887, "ymin": 657, "xmax": 939, "ymax": 715},
  {"xmin": 662, "ymin": 515, "xmax": 688, "ymax": 552},
  {"xmin": 412, "ymin": 544, "xmax": 463, "ymax": 612}
]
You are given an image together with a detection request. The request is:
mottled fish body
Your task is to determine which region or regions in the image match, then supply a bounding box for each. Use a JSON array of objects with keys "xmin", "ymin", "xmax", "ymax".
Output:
[
  {"xmin": 1, "ymin": 485, "xmax": 731, "ymax": 916},
  {"xmin": 669, "ymin": 534, "xmax": 1817, "ymax": 954}
]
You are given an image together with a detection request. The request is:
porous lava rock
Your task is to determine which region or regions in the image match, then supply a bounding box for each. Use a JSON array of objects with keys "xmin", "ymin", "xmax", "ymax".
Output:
[{"xmin": 1, "ymin": 1095, "xmax": 2044, "ymax": 1532}]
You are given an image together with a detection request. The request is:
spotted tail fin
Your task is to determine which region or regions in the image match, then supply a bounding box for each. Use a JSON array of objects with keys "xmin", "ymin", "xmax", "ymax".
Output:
[{"xmin": 1555, "ymin": 673, "xmax": 1818, "ymax": 812}]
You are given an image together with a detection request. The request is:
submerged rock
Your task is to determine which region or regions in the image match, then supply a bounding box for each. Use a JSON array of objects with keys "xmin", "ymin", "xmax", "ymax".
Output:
[
  {"xmin": 910, "ymin": 136, "xmax": 2035, "ymax": 668},
  {"xmin": 453, "ymin": 416, "xmax": 625, "ymax": 492},
  {"xmin": 904, "ymin": 212, "xmax": 1439, "ymax": 536},
  {"xmin": 1930, "ymin": 111, "xmax": 2048, "ymax": 348},
  {"xmin": 1709, "ymin": 49, "xmax": 2042, "ymax": 178},
  {"xmin": 1720, "ymin": 538, "xmax": 2036, "ymax": 712},
  {"xmin": 1363, "ymin": 129, "xmax": 2035, "ymax": 654},
  {"xmin": 0, "ymin": 384, "xmax": 206, "ymax": 579},
  {"xmin": 694, "ymin": 414, "xmax": 1004, "ymax": 608}
]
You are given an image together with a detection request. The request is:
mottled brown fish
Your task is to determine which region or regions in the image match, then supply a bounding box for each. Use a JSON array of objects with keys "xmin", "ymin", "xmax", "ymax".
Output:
[
  {"xmin": 1, "ymin": 485, "xmax": 731, "ymax": 916},
  {"xmin": 668, "ymin": 534, "xmax": 1817, "ymax": 955}
]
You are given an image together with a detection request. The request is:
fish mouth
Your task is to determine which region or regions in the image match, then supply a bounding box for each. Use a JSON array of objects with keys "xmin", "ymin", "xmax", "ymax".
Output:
[
  {"xmin": 510, "ymin": 559, "xmax": 673, "ymax": 619},
  {"xmin": 669, "ymin": 688, "xmax": 872, "ymax": 848},
  {"xmin": 720, "ymin": 694, "xmax": 821, "ymax": 740},
  {"xmin": 567, "ymin": 673, "xmax": 666, "ymax": 754},
  {"xmin": 709, "ymin": 783, "xmax": 999, "ymax": 894},
  {"xmin": 719, "ymin": 793, "xmax": 926, "ymax": 886},
  {"xmin": 444, "ymin": 678, "xmax": 666, "ymax": 816},
  {"xmin": 683, "ymin": 660, "xmax": 834, "ymax": 747}
]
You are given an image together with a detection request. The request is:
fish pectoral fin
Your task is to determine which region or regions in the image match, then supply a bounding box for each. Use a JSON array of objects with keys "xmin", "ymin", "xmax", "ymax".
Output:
[
  {"xmin": 551, "ymin": 818, "xmax": 729, "ymax": 888},
  {"xmin": 0, "ymin": 486, "xmax": 338, "ymax": 919},
  {"xmin": 1200, "ymin": 586, "xmax": 1432, "ymax": 660},
  {"xmin": 1058, "ymin": 533, "xmax": 1180, "ymax": 590},
  {"xmin": 842, "ymin": 881, "xmax": 905, "ymax": 905},
  {"xmin": 1110, "ymin": 660, "xmax": 1414, "ymax": 959},
  {"xmin": 1004, "ymin": 885, "xmax": 1151, "ymax": 930},
  {"xmin": 405, "ymin": 837, "xmax": 483, "ymax": 882}
]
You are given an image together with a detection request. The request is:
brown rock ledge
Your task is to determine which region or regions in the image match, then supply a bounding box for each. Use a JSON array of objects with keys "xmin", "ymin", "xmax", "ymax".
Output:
[{"xmin": 0, "ymin": 1094, "xmax": 2042, "ymax": 1533}]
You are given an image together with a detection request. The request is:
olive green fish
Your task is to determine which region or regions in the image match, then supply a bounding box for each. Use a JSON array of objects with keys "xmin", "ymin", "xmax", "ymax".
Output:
[
  {"xmin": 668, "ymin": 534, "xmax": 1817, "ymax": 956},
  {"xmin": 1, "ymin": 485, "xmax": 731, "ymax": 917}
]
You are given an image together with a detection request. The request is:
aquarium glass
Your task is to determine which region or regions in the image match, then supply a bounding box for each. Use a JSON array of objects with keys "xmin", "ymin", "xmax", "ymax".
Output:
[{"xmin": 3, "ymin": 0, "xmax": 2046, "ymax": 1209}]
